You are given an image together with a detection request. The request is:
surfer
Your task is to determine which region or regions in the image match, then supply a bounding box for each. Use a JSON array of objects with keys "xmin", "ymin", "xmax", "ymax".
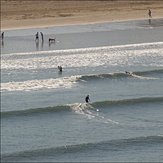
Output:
[
  {"xmin": 125, "ymin": 71, "xmax": 132, "ymax": 75},
  {"xmin": 85, "ymin": 95, "xmax": 90, "ymax": 103},
  {"xmin": 58, "ymin": 66, "xmax": 62, "ymax": 72}
]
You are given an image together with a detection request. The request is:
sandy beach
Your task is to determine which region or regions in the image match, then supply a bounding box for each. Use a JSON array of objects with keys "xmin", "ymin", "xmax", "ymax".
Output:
[{"xmin": 1, "ymin": 0, "xmax": 163, "ymax": 30}]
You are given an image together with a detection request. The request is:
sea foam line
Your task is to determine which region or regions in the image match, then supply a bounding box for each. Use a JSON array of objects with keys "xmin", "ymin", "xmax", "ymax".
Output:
[
  {"xmin": 2, "ymin": 42, "xmax": 163, "ymax": 57},
  {"xmin": 1, "ymin": 76, "xmax": 80, "ymax": 92},
  {"xmin": 1, "ymin": 46, "xmax": 163, "ymax": 70},
  {"xmin": 1, "ymin": 70, "xmax": 161, "ymax": 92}
]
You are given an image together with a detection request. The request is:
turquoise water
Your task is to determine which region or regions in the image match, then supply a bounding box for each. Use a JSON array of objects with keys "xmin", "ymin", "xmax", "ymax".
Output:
[{"xmin": 1, "ymin": 19, "xmax": 163, "ymax": 162}]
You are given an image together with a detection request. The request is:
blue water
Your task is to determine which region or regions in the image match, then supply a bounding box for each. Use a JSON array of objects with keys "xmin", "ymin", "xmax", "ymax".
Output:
[{"xmin": 1, "ymin": 19, "xmax": 163, "ymax": 162}]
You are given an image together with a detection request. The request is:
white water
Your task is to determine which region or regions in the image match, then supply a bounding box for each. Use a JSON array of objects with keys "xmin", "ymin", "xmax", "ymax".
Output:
[
  {"xmin": 1, "ymin": 42, "xmax": 163, "ymax": 70},
  {"xmin": 1, "ymin": 20, "xmax": 163, "ymax": 162},
  {"xmin": 1, "ymin": 42, "xmax": 163, "ymax": 92}
]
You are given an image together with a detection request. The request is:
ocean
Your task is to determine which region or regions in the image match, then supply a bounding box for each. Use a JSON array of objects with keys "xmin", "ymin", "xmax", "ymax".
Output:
[{"xmin": 1, "ymin": 19, "xmax": 163, "ymax": 162}]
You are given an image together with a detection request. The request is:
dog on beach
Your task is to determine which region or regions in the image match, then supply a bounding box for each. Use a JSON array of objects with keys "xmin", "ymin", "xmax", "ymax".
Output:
[{"xmin": 49, "ymin": 38, "xmax": 56, "ymax": 43}]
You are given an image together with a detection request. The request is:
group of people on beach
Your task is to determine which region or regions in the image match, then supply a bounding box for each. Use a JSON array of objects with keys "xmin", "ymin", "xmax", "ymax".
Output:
[
  {"xmin": 1, "ymin": 8, "xmax": 153, "ymax": 45},
  {"xmin": 34, "ymin": 32, "xmax": 56, "ymax": 49},
  {"xmin": 1, "ymin": 31, "xmax": 55, "ymax": 45},
  {"xmin": 35, "ymin": 32, "xmax": 56, "ymax": 45}
]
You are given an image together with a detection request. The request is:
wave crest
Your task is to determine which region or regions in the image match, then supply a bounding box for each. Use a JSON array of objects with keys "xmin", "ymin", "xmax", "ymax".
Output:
[
  {"xmin": 2, "ymin": 97, "xmax": 163, "ymax": 118},
  {"xmin": 2, "ymin": 135, "xmax": 163, "ymax": 161},
  {"xmin": 1, "ymin": 69, "xmax": 162, "ymax": 92}
]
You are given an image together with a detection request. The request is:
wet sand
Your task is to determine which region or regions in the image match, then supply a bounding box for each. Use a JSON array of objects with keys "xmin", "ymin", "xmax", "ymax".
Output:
[{"xmin": 1, "ymin": 0, "xmax": 163, "ymax": 30}]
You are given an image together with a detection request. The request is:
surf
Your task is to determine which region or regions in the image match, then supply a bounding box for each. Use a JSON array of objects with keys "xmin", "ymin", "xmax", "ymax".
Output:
[
  {"xmin": 2, "ymin": 42, "xmax": 163, "ymax": 57},
  {"xmin": 1, "ymin": 42, "xmax": 163, "ymax": 70},
  {"xmin": 2, "ymin": 96, "xmax": 163, "ymax": 118},
  {"xmin": 1, "ymin": 69, "xmax": 162, "ymax": 92},
  {"xmin": 2, "ymin": 135, "xmax": 163, "ymax": 162},
  {"xmin": 1, "ymin": 76, "xmax": 79, "ymax": 92}
]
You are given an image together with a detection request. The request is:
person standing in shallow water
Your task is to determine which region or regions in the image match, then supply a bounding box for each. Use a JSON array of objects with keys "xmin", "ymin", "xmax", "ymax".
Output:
[
  {"xmin": 85, "ymin": 95, "xmax": 90, "ymax": 103},
  {"xmin": 35, "ymin": 32, "xmax": 39, "ymax": 41},
  {"xmin": 1, "ymin": 32, "xmax": 4, "ymax": 40},
  {"xmin": 40, "ymin": 32, "xmax": 44, "ymax": 42}
]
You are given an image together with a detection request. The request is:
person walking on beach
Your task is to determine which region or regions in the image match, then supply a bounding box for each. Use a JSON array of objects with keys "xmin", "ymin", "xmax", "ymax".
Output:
[
  {"xmin": 40, "ymin": 32, "xmax": 44, "ymax": 42},
  {"xmin": 148, "ymin": 9, "xmax": 152, "ymax": 18},
  {"xmin": 85, "ymin": 95, "xmax": 90, "ymax": 103}
]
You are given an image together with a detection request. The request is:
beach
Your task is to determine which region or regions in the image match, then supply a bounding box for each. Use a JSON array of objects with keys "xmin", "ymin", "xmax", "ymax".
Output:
[
  {"xmin": 1, "ymin": 0, "xmax": 163, "ymax": 30},
  {"xmin": 1, "ymin": 1, "xmax": 163, "ymax": 162},
  {"xmin": 1, "ymin": 18, "xmax": 163, "ymax": 162}
]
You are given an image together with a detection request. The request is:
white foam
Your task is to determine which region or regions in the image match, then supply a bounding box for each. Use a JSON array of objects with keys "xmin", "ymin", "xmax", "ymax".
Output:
[
  {"xmin": 70, "ymin": 103, "xmax": 119, "ymax": 124},
  {"xmin": 2, "ymin": 42, "xmax": 163, "ymax": 57},
  {"xmin": 1, "ymin": 76, "xmax": 80, "ymax": 92},
  {"xmin": 1, "ymin": 42, "xmax": 163, "ymax": 70},
  {"xmin": 131, "ymin": 74, "xmax": 158, "ymax": 80}
]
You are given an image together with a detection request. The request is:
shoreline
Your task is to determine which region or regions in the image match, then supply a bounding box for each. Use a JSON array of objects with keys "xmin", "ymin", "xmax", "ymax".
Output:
[
  {"xmin": 2, "ymin": 16, "xmax": 163, "ymax": 31},
  {"xmin": 1, "ymin": 0, "xmax": 163, "ymax": 31}
]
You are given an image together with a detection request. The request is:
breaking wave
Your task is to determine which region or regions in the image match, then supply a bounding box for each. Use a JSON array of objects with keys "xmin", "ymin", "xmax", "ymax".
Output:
[
  {"xmin": 1, "ymin": 69, "xmax": 161, "ymax": 92},
  {"xmin": 79, "ymin": 69, "xmax": 162, "ymax": 81},
  {"xmin": 1, "ymin": 42, "xmax": 163, "ymax": 70},
  {"xmin": 1, "ymin": 76, "xmax": 78, "ymax": 92},
  {"xmin": 2, "ymin": 97, "xmax": 163, "ymax": 118}
]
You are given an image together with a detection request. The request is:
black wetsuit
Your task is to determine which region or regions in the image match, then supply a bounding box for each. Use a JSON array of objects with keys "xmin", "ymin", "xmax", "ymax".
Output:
[{"xmin": 85, "ymin": 96, "xmax": 90, "ymax": 103}]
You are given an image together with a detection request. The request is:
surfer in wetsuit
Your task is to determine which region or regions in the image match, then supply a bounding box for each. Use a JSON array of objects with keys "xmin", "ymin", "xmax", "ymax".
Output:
[
  {"xmin": 125, "ymin": 71, "xmax": 131, "ymax": 75},
  {"xmin": 58, "ymin": 66, "xmax": 62, "ymax": 72},
  {"xmin": 85, "ymin": 95, "xmax": 90, "ymax": 103}
]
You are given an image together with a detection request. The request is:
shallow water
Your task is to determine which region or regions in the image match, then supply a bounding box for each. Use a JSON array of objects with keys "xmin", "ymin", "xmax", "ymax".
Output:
[{"xmin": 1, "ymin": 19, "xmax": 163, "ymax": 162}]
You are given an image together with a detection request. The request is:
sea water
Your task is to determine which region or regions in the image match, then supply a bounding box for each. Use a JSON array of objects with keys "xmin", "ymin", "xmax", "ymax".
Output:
[{"xmin": 1, "ymin": 19, "xmax": 163, "ymax": 162}]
